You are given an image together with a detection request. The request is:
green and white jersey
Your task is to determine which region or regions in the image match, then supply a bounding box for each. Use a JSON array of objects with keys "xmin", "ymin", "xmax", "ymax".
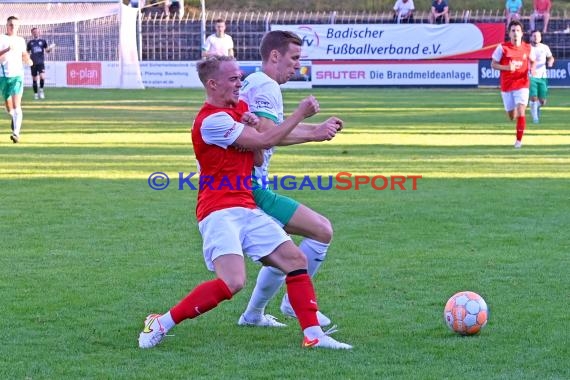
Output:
[
  {"xmin": 240, "ymin": 71, "xmax": 284, "ymax": 180},
  {"xmin": 0, "ymin": 34, "xmax": 27, "ymax": 78},
  {"xmin": 531, "ymin": 43, "xmax": 553, "ymax": 79}
]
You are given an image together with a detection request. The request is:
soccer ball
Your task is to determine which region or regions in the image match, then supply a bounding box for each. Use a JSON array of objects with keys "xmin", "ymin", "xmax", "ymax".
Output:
[{"xmin": 444, "ymin": 291, "xmax": 488, "ymax": 335}]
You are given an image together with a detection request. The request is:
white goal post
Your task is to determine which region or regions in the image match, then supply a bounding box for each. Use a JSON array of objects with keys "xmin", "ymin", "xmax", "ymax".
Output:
[{"xmin": 0, "ymin": 0, "xmax": 144, "ymax": 89}]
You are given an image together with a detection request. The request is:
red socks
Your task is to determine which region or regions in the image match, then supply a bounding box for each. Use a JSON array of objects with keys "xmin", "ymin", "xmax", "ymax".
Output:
[
  {"xmin": 516, "ymin": 115, "xmax": 526, "ymax": 141},
  {"xmin": 285, "ymin": 271, "xmax": 319, "ymax": 330},
  {"xmin": 168, "ymin": 272, "xmax": 320, "ymax": 330},
  {"xmin": 170, "ymin": 278, "xmax": 232, "ymax": 324}
]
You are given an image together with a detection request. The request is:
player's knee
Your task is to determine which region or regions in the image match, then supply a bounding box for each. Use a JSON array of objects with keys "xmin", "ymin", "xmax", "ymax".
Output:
[
  {"xmin": 223, "ymin": 277, "xmax": 245, "ymax": 294},
  {"xmin": 313, "ymin": 217, "xmax": 333, "ymax": 243},
  {"xmin": 289, "ymin": 251, "xmax": 308, "ymax": 269}
]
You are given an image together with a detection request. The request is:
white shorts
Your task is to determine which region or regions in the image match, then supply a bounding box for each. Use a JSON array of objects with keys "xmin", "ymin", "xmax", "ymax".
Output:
[
  {"xmin": 501, "ymin": 88, "xmax": 529, "ymax": 112},
  {"xmin": 198, "ymin": 207, "xmax": 291, "ymax": 271}
]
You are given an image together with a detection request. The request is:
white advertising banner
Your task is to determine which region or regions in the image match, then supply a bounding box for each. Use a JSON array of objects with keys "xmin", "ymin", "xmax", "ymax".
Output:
[
  {"xmin": 24, "ymin": 61, "xmax": 306, "ymax": 89},
  {"xmin": 23, "ymin": 61, "xmax": 201, "ymax": 88},
  {"xmin": 139, "ymin": 61, "xmax": 199, "ymax": 87},
  {"xmin": 24, "ymin": 60, "xmax": 479, "ymax": 88},
  {"xmin": 312, "ymin": 61, "xmax": 479, "ymax": 86},
  {"xmin": 271, "ymin": 24, "xmax": 504, "ymax": 61}
]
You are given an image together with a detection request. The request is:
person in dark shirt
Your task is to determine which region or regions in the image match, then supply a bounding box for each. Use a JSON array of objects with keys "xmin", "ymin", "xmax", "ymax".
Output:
[
  {"xmin": 429, "ymin": 0, "xmax": 450, "ymax": 24},
  {"xmin": 165, "ymin": 0, "xmax": 184, "ymax": 19},
  {"xmin": 26, "ymin": 27, "xmax": 54, "ymax": 100}
]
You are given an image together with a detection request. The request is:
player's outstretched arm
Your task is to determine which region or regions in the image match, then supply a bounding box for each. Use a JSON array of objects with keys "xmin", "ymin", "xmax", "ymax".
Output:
[
  {"xmin": 233, "ymin": 95, "xmax": 319, "ymax": 150},
  {"xmin": 278, "ymin": 116, "xmax": 343, "ymax": 145}
]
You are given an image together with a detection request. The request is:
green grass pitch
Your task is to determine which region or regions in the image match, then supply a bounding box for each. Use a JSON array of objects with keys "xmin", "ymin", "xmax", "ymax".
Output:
[{"xmin": 1, "ymin": 87, "xmax": 568, "ymax": 379}]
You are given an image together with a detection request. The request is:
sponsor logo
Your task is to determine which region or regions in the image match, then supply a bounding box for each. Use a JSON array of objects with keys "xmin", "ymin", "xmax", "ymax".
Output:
[{"xmin": 67, "ymin": 62, "xmax": 102, "ymax": 86}]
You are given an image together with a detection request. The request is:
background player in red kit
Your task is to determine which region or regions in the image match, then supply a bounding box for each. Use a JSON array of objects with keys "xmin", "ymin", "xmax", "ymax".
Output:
[{"xmin": 491, "ymin": 20, "xmax": 536, "ymax": 149}]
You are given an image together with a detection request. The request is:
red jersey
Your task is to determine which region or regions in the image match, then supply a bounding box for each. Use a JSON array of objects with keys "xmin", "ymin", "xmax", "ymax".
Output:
[
  {"xmin": 191, "ymin": 100, "xmax": 257, "ymax": 221},
  {"xmin": 534, "ymin": 0, "xmax": 551, "ymax": 13},
  {"xmin": 493, "ymin": 42, "xmax": 533, "ymax": 92}
]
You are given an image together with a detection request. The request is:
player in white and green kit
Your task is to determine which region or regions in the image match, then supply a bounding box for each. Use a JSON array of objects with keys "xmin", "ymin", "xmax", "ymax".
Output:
[
  {"xmin": 0, "ymin": 16, "xmax": 33, "ymax": 143},
  {"xmin": 237, "ymin": 31, "xmax": 344, "ymax": 328},
  {"xmin": 529, "ymin": 30, "xmax": 554, "ymax": 124},
  {"xmin": 241, "ymin": 70, "xmax": 302, "ymax": 225}
]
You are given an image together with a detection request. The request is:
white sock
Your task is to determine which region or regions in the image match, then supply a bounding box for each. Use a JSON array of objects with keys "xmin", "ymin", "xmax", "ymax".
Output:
[
  {"xmin": 158, "ymin": 311, "xmax": 176, "ymax": 332},
  {"xmin": 303, "ymin": 325, "xmax": 324, "ymax": 339},
  {"xmin": 282, "ymin": 239, "xmax": 329, "ymax": 309},
  {"xmin": 243, "ymin": 266, "xmax": 285, "ymax": 320},
  {"xmin": 12, "ymin": 108, "xmax": 23, "ymax": 136},
  {"xmin": 300, "ymin": 238, "xmax": 329, "ymax": 277},
  {"xmin": 530, "ymin": 101, "xmax": 538, "ymax": 120}
]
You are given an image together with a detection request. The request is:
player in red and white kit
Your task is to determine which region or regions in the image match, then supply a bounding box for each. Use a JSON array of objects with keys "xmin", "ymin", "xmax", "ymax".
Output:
[
  {"xmin": 137, "ymin": 56, "xmax": 352, "ymax": 350},
  {"xmin": 491, "ymin": 20, "xmax": 536, "ymax": 149}
]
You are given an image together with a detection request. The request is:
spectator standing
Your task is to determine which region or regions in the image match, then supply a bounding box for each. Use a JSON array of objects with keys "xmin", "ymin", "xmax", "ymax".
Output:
[
  {"xmin": 505, "ymin": 0, "xmax": 523, "ymax": 28},
  {"xmin": 393, "ymin": 0, "xmax": 415, "ymax": 24},
  {"xmin": 530, "ymin": 0, "xmax": 552, "ymax": 33},
  {"xmin": 202, "ymin": 19, "xmax": 234, "ymax": 58},
  {"xmin": 429, "ymin": 0, "xmax": 450, "ymax": 24}
]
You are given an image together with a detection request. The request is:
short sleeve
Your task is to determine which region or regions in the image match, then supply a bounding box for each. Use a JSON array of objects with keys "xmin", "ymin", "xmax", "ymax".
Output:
[
  {"xmin": 201, "ymin": 111, "xmax": 245, "ymax": 148},
  {"xmin": 545, "ymin": 46, "xmax": 553, "ymax": 58},
  {"xmin": 242, "ymin": 81, "xmax": 280, "ymax": 123},
  {"xmin": 529, "ymin": 46, "xmax": 537, "ymax": 61},
  {"xmin": 491, "ymin": 45, "xmax": 503, "ymax": 62},
  {"xmin": 203, "ymin": 35, "xmax": 211, "ymax": 51}
]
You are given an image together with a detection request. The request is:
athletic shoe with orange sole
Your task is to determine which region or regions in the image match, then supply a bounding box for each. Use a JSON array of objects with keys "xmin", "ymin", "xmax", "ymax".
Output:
[
  {"xmin": 138, "ymin": 314, "xmax": 166, "ymax": 348},
  {"xmin": 302, "ymin": 325, "xmax": 352, "ymax": 350}
]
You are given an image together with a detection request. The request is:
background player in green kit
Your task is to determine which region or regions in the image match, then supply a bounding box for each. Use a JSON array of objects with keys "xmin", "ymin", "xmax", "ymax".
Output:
[
  {"xmin": 528, "ymin": 30, "xmax": 554, "ymax": 124},
  {"xmin": 0, "ymin": 16, "xmax": 33, "ymax": 143}
]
